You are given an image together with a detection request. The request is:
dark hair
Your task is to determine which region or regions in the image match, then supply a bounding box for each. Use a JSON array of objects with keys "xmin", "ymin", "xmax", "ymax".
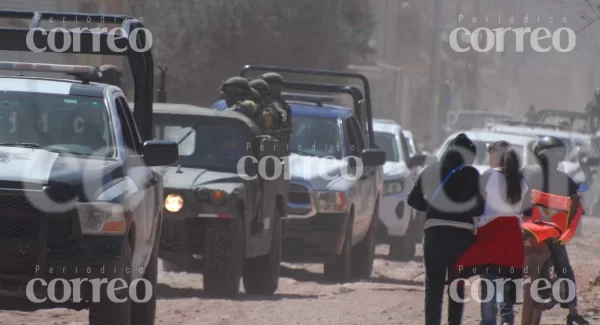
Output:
[
  {"xmin": 501, "ymin": 148, "xmax": 522, "ymax": 205},
  {"xmin": 441, "ymin": 133, "xmax": 477, "ymax": 169},
  {"xmin": 488, "ymin": 140, "xmax": 510, "ymax": 153}
]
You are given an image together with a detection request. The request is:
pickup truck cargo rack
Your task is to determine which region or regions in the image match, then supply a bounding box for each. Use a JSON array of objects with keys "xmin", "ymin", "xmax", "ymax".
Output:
[
  {"xmin": 240, "ymin": 65, "xmax": 375, "ymax": 147},
  {"xmin": 0, "ymin": 9, "xmax": 154, "ymax": 141}
]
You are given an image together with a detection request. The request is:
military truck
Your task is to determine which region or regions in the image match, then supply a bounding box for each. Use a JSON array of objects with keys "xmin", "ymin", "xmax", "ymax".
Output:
[
  {"xmin": 151, "ymin": 103, "xmax": 288, "ymax": 298},
  {"xmin": 0, "ymin": 10, "xmax": 178, "ymax": 325},
  {"xmin": 239, "ymin": 66, "xmax": 386, "ymax": 283}
]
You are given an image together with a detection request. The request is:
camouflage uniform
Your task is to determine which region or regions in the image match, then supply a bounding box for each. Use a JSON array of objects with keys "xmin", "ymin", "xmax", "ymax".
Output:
[
  {"xmin": 260, "ymin": 73, "xmax": 292, "ymax": 130},
  {"xmin": 221, "ymin": 77, "xmax": 264, "ymax": 127},
  {"xmin": 249, "ymin": 79, "xmax": 285, "ymax": 130}
]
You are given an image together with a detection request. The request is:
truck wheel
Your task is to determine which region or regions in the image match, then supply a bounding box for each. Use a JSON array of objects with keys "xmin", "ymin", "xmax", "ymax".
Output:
[
  {"xmin": 203, "ymin": 219, "xmax": 244, "ymax": 298},
  {"xmin": 324, "ymin": 217, "xmax": 352, "ymax": 283},
  {"xmin": 131, "ymin": 239, "xmax": 159, "ymax": 325},
  {"xmin": 388, "ymin": 232, "xmax": 415, "ymax": 261},
  {"xmin": 89, "ymin": 240, "xmax": 132, "ymax": 325},
  {"xmin": 243, "ymin": 208, "xmax": 282, "ymax": 295},
  {"xmin": 351, "ymin": 206, "xmax": 378, "ymax": 279}
]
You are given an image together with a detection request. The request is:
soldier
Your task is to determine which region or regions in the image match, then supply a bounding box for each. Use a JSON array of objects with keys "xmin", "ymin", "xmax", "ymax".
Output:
[
  {"xmin": 249, "ymin": 79, "xmax": 285, "ymax": 130},
  {"xmin": 260, "ymin": 73, "xmax": 292, "ymax": 130},
  {"xmin": 585, "ymin": 88, "xmax": 600, "ymax": 132},
  {"xmin": 221, "ymin": 76, "xmax": 252, "ymax": 106}
]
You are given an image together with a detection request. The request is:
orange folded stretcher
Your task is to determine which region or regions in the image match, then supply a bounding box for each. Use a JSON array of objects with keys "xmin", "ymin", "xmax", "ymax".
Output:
[{"xmin": 522, "ymin": 189, "xmax": 583, "ymax": 246}]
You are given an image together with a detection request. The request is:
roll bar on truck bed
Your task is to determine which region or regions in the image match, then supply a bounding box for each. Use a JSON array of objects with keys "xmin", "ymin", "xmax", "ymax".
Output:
[
  {"xmin": 0, "ymin": 9, "xmax": 155, "ymax": 141},
  {"xmin": 240, "ymin": 65, "xmax": 376, "ymax": 147}
]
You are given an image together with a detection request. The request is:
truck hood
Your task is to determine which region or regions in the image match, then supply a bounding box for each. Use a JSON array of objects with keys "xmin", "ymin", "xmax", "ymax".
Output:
[
  {"xmin": 160, "ymin": 166, "xmax": 244, "ymax": 192},
  {"xmin": 289, "ymin": 154, "xmax": 350, "ymax": 189},
  {"xmin": 0, "ymin": 146, "xmax": 124, "ymax": 201},
  {"xmin": 383, "ymin": 161, "xmax": 410, "ymax": 181}
]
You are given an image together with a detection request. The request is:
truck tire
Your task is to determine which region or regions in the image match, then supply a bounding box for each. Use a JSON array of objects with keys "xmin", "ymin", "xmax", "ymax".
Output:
[
  {"xmin": 324, "ymin": 216, "xmax": 352, "ymax": 283},
  {"xmin": 243, "ymin": 208, "xmax": 282, "ymax": 295},
  {"xmin": 203, "ymin": 219, "xmax": 244, "ymax": 298},
  {"xmin": 388, "ymin": 226, "xmax": 416, "ymax": 262},
  {"xmin": 89, "ymin": 240, "xmax": 132, "ymax": 325},
  {"xmin": 131, "ymin": 239, "xmax": 159, "ymax": 325},
  {"xmin": 351, "ymin": 204, "xmax": 378, "ymax": 279}
]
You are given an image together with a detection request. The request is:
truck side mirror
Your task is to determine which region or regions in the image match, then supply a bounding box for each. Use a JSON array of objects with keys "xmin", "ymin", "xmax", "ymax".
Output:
[
  {"xmin": 361, "ymin": 148, "xmax": 386, "ymax": 166},
  {"xmin": 142, "ymin": 140, "xmax": 179, "ymax": 166},
  {"xmin": 407, "ymin": 154, "xmax": 427, "ymax": 169}
]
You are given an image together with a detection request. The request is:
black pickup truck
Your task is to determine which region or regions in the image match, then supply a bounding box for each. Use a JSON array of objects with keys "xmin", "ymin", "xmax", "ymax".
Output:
[{"xmin": 0, "ymin": 10, "xmax": 178, "ymax": 325}]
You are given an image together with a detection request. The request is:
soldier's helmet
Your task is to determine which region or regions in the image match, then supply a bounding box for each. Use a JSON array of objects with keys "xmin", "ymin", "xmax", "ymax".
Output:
[
  {"xmin": 221, "ymin": 77, "xmax": 252, "ymax": 95},
  {"xmin": 260, "ymin": 72, "xmax": 285, "ymax": 92},
  {"xmin": 248, "ymin": 79, "xmax": 271, "ymax": 97},
  {"xmin": 97, "ymin": 64, "xmax": 122, "ymax": 86},
  {"xmin": 221, "ymin": 77, "xmax": 252, "ymax": 104},
  {"xmin": 249, "ymin": 88, "xmax": 262, "ymax": 102}
]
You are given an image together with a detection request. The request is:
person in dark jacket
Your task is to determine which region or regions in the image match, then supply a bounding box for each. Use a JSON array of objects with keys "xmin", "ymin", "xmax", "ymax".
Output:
[
  {"xmin": 521, "ymin": 136, "xmax": 589, "ymax": 325},
  {"xmin": 408, "ymin": 133, "xmax": 485, "ymax": 325}
]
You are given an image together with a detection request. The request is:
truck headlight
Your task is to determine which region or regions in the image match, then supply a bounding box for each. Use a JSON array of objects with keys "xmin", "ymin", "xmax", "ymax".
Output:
[
  {"xmin": 76, "ymin": 202, "xmax": 126, "ymax": 235},
  {"xmin": 316, "ymin": 191, "xmax": 347, "ymax": 213},
  {"xmin": 382, "ymin": 180, "xmax": 403, "ymax": 196},
  {"xmin": 165, "ymin": 194, "xmax": 183, "ymax": 212}
]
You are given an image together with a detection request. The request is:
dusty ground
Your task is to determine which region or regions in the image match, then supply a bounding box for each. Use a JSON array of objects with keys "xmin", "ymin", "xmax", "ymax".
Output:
[{"xmin": 1, "ymin": 218, "xmax": 599, "ymax": 325}]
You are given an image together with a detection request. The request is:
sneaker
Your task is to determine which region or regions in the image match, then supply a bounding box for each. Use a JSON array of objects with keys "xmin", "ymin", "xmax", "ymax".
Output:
[{"xmin": 567, "ymin": 314, "xmax": 590, "ymax": 325}]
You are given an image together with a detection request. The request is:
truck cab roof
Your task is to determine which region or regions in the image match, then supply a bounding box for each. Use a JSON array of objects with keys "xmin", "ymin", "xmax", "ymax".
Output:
[
  {"xmin": 288, "ymin": 101, "xmax": 353, "ymax": 119},
  {"xmin": 0, "ymin": 76, "xmax": 110, "ymax": 97}
]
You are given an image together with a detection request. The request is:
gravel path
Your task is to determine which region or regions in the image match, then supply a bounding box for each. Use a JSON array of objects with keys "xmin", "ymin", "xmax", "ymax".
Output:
[{"xmin": 1, "ymin": 218, "xmax": 599, "ymax": 325}]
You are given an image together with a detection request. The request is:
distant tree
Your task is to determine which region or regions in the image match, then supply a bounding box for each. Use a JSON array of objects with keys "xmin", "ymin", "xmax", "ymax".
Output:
[{"xmin": 128, "ymin": 0, "xmax": 375, "ymax": 105}]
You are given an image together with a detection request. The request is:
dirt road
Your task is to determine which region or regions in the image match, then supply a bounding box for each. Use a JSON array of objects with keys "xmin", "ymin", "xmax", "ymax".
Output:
[{"xmin": 1, "ymin": 217, "xmax": 599, "ymax": 325}]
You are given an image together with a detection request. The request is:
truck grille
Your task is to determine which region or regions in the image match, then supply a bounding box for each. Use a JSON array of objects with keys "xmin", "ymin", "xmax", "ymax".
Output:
[
  {"xmin": 289, "ymin": 184, "xmax": 310, "ymax": 205},
  {"xmin": 288, "ymin": 183, "xmax": 315, "ymax": 216},
  {"xmin": 0, "ymin": 193, "xmax": 76, "ymax": 274}
]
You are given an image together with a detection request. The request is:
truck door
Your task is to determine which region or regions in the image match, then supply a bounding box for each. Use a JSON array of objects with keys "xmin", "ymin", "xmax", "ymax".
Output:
[
  {"xmin": 254, "ymin": 135, "xmax": 284, "ymax": 232},
  {"xmin": 115, "ymin": 97, "xmax": 157, "ymax": 269},
  {"xmin": 346, "ymin": 116, "xmax": 372, "ymax": 235}
]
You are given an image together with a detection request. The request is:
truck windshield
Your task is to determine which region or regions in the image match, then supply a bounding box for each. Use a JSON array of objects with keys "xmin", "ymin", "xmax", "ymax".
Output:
[
  {"xmin": 154, "ymin": 115, "xmax": 251, "ymax": 171},
  {"xmin": 290, "ymin": 115, "xmax": 342, "ymax": 159},
  {"xmin": 374, "ymin": 131, "xmax": 400, "ymax": 162},
  {"xmin": 0, "ymin": 91, "xmax": 113, "ymax": 157}
]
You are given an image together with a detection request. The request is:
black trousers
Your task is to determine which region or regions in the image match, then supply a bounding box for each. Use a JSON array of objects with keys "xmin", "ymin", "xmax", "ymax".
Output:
[
  {"xmin": 547, "ymin": 239, "xmax": 577, "ymax": 307},
  {"xmin": 423, "ymin": 227, "xmax": 476, "ymax": 325}
]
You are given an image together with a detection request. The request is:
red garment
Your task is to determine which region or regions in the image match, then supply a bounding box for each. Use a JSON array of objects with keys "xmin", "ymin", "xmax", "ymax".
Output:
[{"xmin": 451, "ymin": 217, "xmax": 524, "ymax": 281}]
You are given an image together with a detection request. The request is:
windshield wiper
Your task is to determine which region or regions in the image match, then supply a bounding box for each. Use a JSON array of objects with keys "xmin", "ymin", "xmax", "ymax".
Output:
[
  {"xmin": 0, "ymin": 143, "xmax": 87, "ymax": 156},
  {"xmin": 293, "ymin": 151, "xmax": 319, "ymax": 157},
  {"xmin": 0, "ymin": 142, "xmax": 44, "ymax": 148}
]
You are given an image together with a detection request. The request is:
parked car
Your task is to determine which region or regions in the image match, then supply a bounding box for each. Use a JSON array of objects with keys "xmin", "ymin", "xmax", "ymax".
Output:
[
  {"xmin": 373, "ymin": 119, "xmax": 426, "ymax": 260},
  {"xmin": 436, "ymin": 130, "xmax": 538, "ymax": 173},
  {"xmin": 487, "ymin": 121, "xmax": 600, "ymax": 214}
]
